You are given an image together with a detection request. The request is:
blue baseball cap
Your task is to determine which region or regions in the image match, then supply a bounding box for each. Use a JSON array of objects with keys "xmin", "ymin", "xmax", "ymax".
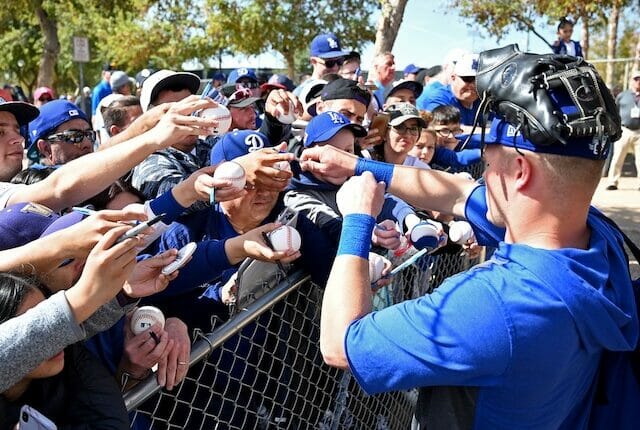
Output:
[
  {"xmin": 211, "ymin": 130, "xmax": 273, "ymax": 165},
  {"xmin": 212, "ymin": 71, "xmax": 226, "ymax": 81},
  {"xmin": 227, "ymin": 68, "xmax": 258, "ymax": 84},
  {"xmin": 303, "ymin": 111, "xmax": 367, "ymax": 148},
  {"xmin": 310, "ymin": 33, "xmax": 350, "ymax": 59},
  {"xmin": 403, "ymin": 64, "xmax": 420, "ymax": 75},
  {"xmin": 469, "ymin": 117, "xmax": 610, "ymax": 160},
  {"xmin": 28, "ymin": 100, "xmax": 89, "ymax": 158},
  {"xmin": 0, "ymin": 202, "xmax": 84, "ymax": 250},
  {"xmin": 261, "ymin": 74, "xmax": 295, "ymax": 92}
]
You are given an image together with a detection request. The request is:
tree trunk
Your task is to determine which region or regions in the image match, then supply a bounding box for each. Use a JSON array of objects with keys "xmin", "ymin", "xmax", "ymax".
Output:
[
  {"xmin": 605, "ymin": 3, "xmax": 620, "ymax": 88},
  {"xmin": 284, "ymin": 50, "xmax": 295, "ymax": 81},
  {"xmin": 34, "ymin": 3, "xmax": 59, "ymax": 88},
  {"xmin": 581, "ymin": 16, "xmax": 590, "ymax": 59},
  {"xmin": 373, "ymin": 0, "xmax": 409, "ymax": 55},
  {"xmin": 634, "ymin": 32, "xmax": 640, "ymax": 72}
]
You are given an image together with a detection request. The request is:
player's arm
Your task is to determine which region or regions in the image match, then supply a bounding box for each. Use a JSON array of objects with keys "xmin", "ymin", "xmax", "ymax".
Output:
[{"xmin": 300, "ymin": 145, "xmax": 478, "ymax": 218}]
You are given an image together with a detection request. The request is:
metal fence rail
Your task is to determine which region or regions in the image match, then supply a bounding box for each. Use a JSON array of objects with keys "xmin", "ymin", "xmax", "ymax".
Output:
[{"xmin": 124, "ymin": 247, "xmax": 480, "ymax": 429}]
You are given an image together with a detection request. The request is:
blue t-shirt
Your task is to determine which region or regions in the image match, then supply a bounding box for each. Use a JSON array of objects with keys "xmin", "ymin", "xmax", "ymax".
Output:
[
  {"xmin": 91, "ymin": 80, "xmax": 112, "ymax": 115},
  {"xmin": 344, "ymin": 186, "xmax": 637, "ymax": 429},
  {"xmin": 421, "ymin": 84, "xmax": 480, "ymax": 126},
  {"xmin": 416, "ymin": 81, "xmax": 444, "ymax": 111}
]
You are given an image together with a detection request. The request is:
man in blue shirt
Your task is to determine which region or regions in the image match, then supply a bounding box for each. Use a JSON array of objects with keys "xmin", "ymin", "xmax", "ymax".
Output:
[
  {"xmin": 421, "ymin": 53, "xmax": 480, "ymax": 128},
  {"xmin": 301, "ymin": 59, "xmax": 638, "ymax": 428},
  {"xmin": 91, "ymin": 63, "xmax": 114, "ymax": 115}
]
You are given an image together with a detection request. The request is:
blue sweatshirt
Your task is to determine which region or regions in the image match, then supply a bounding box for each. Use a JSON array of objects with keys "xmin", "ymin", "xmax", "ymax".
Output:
[{"xmin": 345, "ymin": 185, "xmax": 638, "ymax": 429}]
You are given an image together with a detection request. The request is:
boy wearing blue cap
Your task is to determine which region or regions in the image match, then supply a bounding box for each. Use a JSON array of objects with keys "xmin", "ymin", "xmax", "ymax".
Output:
[
  {"xmin": 28, "ymin": 100, "xmax": 94, "ymax": 166},
  {"xmin": 311, "ymin": 46, "xmax": 638, "ymax": 429}
]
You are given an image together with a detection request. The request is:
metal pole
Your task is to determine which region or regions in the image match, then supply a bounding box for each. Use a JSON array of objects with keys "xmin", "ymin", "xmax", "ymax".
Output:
[{"xmin": 79, "ymin": 62, "xmax": 84, "ymax": 97}]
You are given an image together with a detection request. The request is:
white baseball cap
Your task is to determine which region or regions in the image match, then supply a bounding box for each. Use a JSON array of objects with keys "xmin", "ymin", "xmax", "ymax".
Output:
[
  {"xmin": 139, "ymin": 69, "xmax": 200, "ymax": 112},
  {"xmin": 453, "ymin": 53, "xmax": 479, "ymax": 77}
]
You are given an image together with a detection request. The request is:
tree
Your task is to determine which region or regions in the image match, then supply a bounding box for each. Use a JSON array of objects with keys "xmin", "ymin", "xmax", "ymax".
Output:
[
  {"xmin": 205, "ymin": 0, "xmax": 378, "ymax": 79},
  {"xmin": 373, "ymin": 0, "xmax": 409, "ymax": 55}
]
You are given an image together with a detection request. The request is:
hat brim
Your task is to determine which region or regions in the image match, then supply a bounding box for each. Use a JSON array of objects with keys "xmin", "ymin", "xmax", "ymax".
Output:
[
  {"xmin": 315, "ymin": 50, "xmax": 350, "ymax": 60},
  {"xmin": 0, "ymin": 102, "xmax": 39, "ymax": 126},
  {"xmin": 307, "ymin": 122, "xmax": 368, "ymax": 147},
  {"xmin": 389, "ymin": 114, "xmax": 427, "ymax": 128},
  {"xmin": 149, "ymin": 72, "xmax": 200, "ymax": 106},
  {"xmin": 260, "ymin": 83, "xmax": 287, "ymax": 92},
  {"xmin": 385, "ymin": 81, "xmax": 424, "ymax": 101},
  {"xmin": 228, "ymin": 96, "xmax": 261, "ymax": 108}
]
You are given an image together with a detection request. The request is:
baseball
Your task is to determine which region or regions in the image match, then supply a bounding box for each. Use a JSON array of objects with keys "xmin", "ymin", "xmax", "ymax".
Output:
[
  {"xmin": 449, "ymin": 220, "xmax": 475, "ymax": 244},
  {"xmin": 369, "ymin": 252, "xmax": 386, "ymax": 283},
  {"xmin": 131, "ymin": 306, "xmax": 165, "ymax": 335},
  {"xmin": 267, "ymin": 225, "xmax": 301, "ymax": 253},
  {"xmin": 199, "ymin": 104, "xmax": 232, "ymax": 137},
  {"xmin": 213, "ymin": 161, "xmax": 246, "ymax": 190},
  {"xmin": 275, "ymin": 101, "xmax": 296, "ymax": 124},
  {"xmin": 410, "ymin": 221, "xmax": 441, "ymax": 250}
]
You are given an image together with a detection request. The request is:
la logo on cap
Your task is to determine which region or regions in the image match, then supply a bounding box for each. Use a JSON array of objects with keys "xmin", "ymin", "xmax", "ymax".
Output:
[
  {"xmin": 328, "ymin": 112, "xmax": 346, "ymax": 124},
  {"xmin": 244, "ymin": 133, "xmax": 264, "ymax": 152},
  {"xmin": 238, "ymin": 68, "xmax": 248, "ymax": 76},
  {"xmin": 327, "ymin": 38, "xmax": 338, "ymax": 49}
]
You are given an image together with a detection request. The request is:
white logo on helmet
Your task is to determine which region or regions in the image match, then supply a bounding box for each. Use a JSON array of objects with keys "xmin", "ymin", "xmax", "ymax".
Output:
[
  {"xmin": 328, "ymin": 112, "xmax": 346, "ymax": 124},
  {"xmin": 244, "ymin": 134, "xmax": 264, "ymax": 152},
  {"xmin": 327, "ymin": 38, "xmax": 339, "ymax": 49},
  {"xmin": 68, "ymin": 109, "xmax": 79, "ymax": 116}
]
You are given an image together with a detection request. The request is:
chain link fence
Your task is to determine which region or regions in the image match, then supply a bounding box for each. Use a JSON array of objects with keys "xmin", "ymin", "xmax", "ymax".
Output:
[{"xmin": 123, "ymin": 241, "xmax": 482, "ymax": 429}]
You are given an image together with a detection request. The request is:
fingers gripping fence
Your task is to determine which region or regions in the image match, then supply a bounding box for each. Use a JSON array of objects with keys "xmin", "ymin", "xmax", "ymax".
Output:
[{"xmin": 125, "ymin": 252, "xmax": 482, "ymax": 429}]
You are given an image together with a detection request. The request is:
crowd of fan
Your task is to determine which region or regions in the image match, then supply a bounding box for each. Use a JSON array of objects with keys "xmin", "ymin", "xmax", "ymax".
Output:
[{"xmin": 0, "ymin": 15, "xmax": 636, "ymax": 429}]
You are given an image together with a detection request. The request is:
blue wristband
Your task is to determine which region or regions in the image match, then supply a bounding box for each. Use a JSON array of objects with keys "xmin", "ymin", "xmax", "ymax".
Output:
[
  {"xmin": 337, "ymin": 214, "xmax": 376, "ymax": 259},
  {"xmin": 354, "ymin": 158, "xmax": 395, "ymax": 188},
  {"xmin": 149, "ymin": 190, "xmax": 187, "ymax": 225}
]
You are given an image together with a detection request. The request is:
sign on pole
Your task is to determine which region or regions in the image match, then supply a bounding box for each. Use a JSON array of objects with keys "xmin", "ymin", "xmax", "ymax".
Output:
[{"xmin": 73, "ymin": 37, "xmax": 90, "ymax": 63}]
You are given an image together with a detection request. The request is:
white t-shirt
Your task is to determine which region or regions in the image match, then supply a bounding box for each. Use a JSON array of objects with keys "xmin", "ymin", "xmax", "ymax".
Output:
[
  {"xmin": 565, "ymin": 41, "xmax": 577, "ymax": 57},
  {"xmin": 0, "ymin": 182, "xmax": 24, "ymax": 209}
]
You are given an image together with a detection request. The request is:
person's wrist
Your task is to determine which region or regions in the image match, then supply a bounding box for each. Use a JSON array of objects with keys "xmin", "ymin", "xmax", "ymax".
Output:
[
  {"xmin": 354, "ymin": 158, "xmax": 394, "ymax": 188},
  {"xmin": 337, "ymin": 214, "xmax": 376, "ymax": 259}
]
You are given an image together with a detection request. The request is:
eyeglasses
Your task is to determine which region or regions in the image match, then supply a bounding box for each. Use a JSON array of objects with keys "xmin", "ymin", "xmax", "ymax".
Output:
[
  {"xmin": 46, "ymin": 129, "xmax": 96, "ymax": 145},
  {"xmin": 460, "ymin": 76, "xmax": 476, "ymax": 84},
  {"xmin": 434, "ymin": 127, "xmax": 463, "ymax": 137},
  {"xmin": 236, "ymin": 81, "xmax": 259, "ymax": 90},
  {"xmin": 318, "ymin": 57, "xmax": 345, "ymax": 68},
  {"xmin": 392, "ymin": 124, "xmax": 422, "ymax": 136}
]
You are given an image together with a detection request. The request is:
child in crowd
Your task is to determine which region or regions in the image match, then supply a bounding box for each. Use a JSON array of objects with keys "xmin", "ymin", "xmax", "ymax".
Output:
[{"xmin": 552, "ymin": 18, "xmax": 583, "ymax": 57}]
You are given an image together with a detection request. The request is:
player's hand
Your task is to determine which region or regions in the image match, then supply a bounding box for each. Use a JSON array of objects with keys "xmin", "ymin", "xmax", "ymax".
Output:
[
  {"xmin": 122, "ymin": 250, "xmax": 179, "ymax": 298},
  {"xmin": 157, "ymin": 317, "xmax": 190, "ymax": 390},
  {"xmin": 336, "ymin": 172, "xmax": 385, "ymax": 218},
  {"xmin": 300, "ymin": 145, "xmax": 358, "ymax": 183},
  {"xmin": 234, "ymin": 142, "xmax": 294, "ymax": 192}
]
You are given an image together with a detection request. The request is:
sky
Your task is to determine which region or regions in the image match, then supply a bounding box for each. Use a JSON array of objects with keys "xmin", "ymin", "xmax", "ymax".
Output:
[{"xmin": 208, "ymin": 0, "xmax": 575, "ymax": 72}]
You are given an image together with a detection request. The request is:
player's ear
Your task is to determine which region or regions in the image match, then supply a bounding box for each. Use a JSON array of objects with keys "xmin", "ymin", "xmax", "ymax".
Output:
[{"xmin": 514, "ymin": 154, "xmax": 533, "ymax": 191}]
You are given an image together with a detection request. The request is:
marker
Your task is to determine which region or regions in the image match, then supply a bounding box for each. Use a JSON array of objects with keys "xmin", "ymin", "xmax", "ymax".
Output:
[
  {"xmin": 261, "ymin": 231, "xmax": 286, "ymax": 273},
  {"xmin": 71, "ymin": 206, "xmax": 97, "ymax": 216},
  {"xmin": 209, "ymin": 187, "xmax": 215, "ymax": 205},
  {"xmin": 385, "ymin": 248, "xmax": 429, "ymax": 278},
  {"xmin": 115, "ymin": 213, "xmax": 165, "ymax": 244},
  {"xmin": 192, "ymin": 80, "xmax": 213, "ymax": 117}
]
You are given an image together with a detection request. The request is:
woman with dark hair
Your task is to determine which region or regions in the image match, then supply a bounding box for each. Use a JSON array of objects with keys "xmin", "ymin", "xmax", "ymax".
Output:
[{"xmin": 0, "ymin": 272, "xmax": 129, "ymax": 430}]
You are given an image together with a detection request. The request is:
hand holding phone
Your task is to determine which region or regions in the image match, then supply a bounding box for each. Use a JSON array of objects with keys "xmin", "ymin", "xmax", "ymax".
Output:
[{"xmin": 368, "ymin": 112, "xmax": 390, "ymax": 141}]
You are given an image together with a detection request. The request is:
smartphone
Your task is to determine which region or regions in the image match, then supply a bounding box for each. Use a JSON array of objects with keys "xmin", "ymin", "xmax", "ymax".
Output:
[
  {"xmin": 369, "ymin": 112, "xmax": 390, "ymax": 138},
  {"xmin": 20, "ymin": 405, "xmax": 57, "ymax": 430}
]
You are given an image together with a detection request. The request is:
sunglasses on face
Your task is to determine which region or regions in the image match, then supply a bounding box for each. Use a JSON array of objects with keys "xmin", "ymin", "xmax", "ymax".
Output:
[
  {"xmin": 236, "ymin": 81, "xmax": 259, "ymax": 90},
  {"xmin": 392, "ymin": 124, "xmax": 422, "ymax": 136},
  {"xmin": 318, "ymin": 57, "xmax": 345, "ymax": 68},
  {"xmin": 460, "ymin": 76, "xmax": 476, "ymax": 84},
  {"xmin": 46, "ymin": 129, "xmax": 96, "ymax": 145}
]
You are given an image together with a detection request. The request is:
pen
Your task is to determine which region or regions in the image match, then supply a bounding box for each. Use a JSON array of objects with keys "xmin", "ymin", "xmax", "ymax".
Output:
[
  {"xmin": 261, "ymin": 231, "xmax": 287, "ymax": 273},
  {"xmin": 115, "ymin": 213, "xmax": 165, "ymax": 244},
  {"xmin": 209, "ymin": 187, "xmax": 215, "ymax": 205},
  {"xmin": 71, "ymin": 206, "xmax": 97, "ymax": 216}
]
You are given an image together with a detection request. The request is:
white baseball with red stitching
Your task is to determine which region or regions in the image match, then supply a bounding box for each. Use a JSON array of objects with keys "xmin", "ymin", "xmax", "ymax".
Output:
[
  {"xmin": 131, "ymin": 306, "xmax": 165, "ymax": 335},
  {"xmin": 213, "ymin": 161, "xmax": 246, "ymax": 190},
  {"xmin": 268, "ymin": 225, "xmax": 301, "ymax": 253}
]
